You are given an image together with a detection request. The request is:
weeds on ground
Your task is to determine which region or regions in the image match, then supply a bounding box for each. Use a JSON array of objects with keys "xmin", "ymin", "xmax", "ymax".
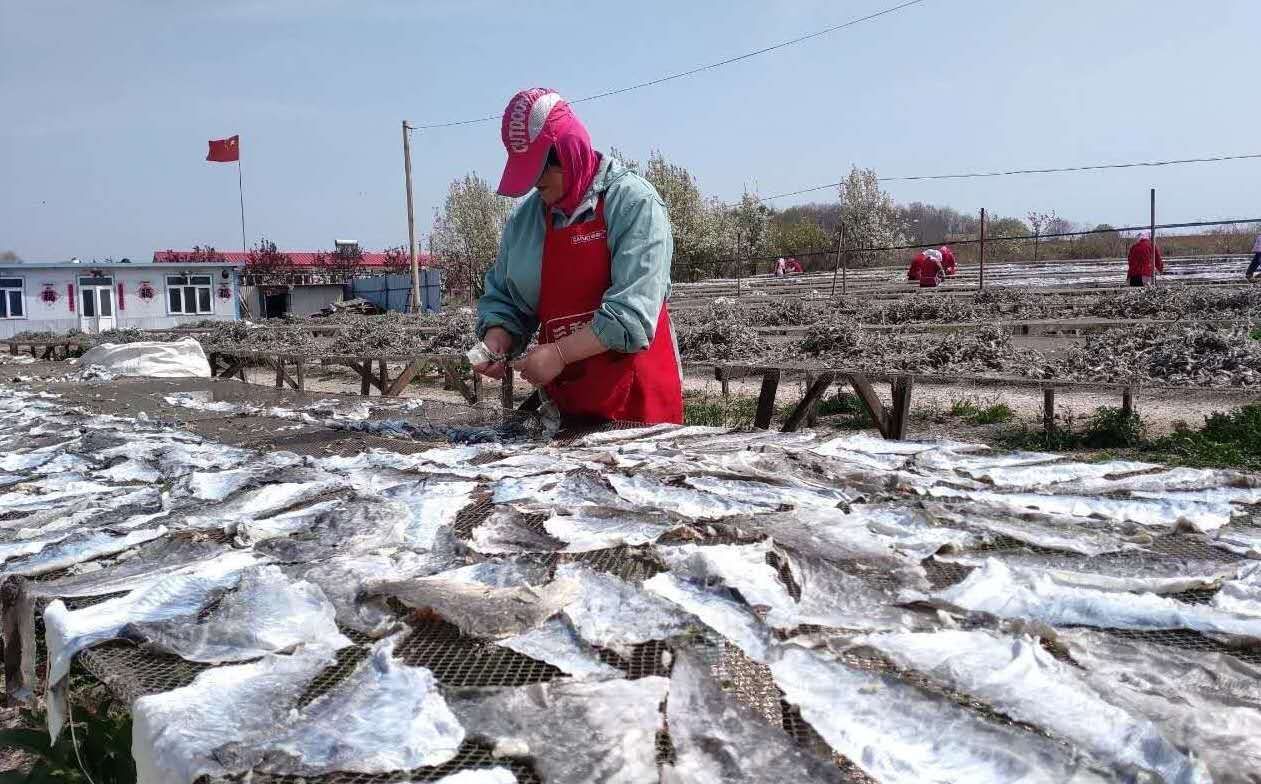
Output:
[
  {"xmin": 997, "ymin": 402, "xmax": 1261, "ymax": 471},
  {"xmin": 948, "ymin": 399, "xmax": 1015, "ymax": 425},
  {"xmin": 0, "ymin": 688, "xmax": 134, "ymax": 784},
  {"xmin": 1249, "ymin": 328, "xmax": 1261, "ymax": 341},
  {"xmin": 683, "ymin": 392, "xmax": 792, "ymax": 428},
  {"xmin": 815, "ymin": 392, "xmax": 874, "ymax": 429}
]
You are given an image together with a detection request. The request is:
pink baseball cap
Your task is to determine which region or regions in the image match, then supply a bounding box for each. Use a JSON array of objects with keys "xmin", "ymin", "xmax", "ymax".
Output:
[{"xmin": 496, "ymin": 87, "xmax": 569, "ymax": 197}]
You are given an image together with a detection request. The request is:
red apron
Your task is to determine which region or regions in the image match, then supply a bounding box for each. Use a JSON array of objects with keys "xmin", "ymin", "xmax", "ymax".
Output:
[{"xmin": 537, "ymin": 198, "xmax": 684, "ymax": 425}]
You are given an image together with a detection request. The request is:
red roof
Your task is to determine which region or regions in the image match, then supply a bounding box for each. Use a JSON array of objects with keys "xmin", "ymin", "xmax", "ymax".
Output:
[{"xmin": 152, "ymin": 250, "xmax": 433, "ymax": 267}]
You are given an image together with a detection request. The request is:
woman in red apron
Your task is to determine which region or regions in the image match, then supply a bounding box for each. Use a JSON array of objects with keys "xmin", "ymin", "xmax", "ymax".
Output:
[{"xmin": 472, "ymin": 88, "xmax": 683, "ymax": 425}]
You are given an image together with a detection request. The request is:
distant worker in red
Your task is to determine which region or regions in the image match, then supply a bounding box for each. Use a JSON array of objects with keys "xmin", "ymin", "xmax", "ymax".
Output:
[
  {"xmin": 1126, "ymin": 235, "xmax": 1164, "ymax": 287},
  {"xmin": 939, "ymin": 245, "xmax": 957, "ymax": 276},
  {"xmin": 918, "ymin": 249, "xmax": 946, "ymax": 288},
  {"xmin": 907, "ymin": 250, "xmax": 925, "ymax": 281},
  {"xmin": 784, "ymin": 257, "xmax": 803, "ymax": 274},
  {"xmin": 1247, "ymin": 232, "xmax": 1261, "ymax": 282}
]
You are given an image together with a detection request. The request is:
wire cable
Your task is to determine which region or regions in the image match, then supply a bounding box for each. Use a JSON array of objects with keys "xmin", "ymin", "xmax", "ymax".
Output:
[
  {"xmin": 757, "ymin": 153, "xmax": 1261, "ymax": 202},
  {"xmin": 412, "ymin": 0, "xmax": 929, "ymax": 130}
]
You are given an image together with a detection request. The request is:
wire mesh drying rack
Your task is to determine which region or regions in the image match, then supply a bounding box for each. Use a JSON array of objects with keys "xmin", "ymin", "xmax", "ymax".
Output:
[{"xmin": 13, "ymin": 401, "xmax": 1261, "ymax": 784}]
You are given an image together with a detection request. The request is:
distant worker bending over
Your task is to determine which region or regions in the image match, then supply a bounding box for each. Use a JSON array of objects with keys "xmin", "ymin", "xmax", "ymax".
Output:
[
  {"xmin": 1126, "ymin": 235, "xmax": 1164, "ymax": 287},
  {"xmin": 1248, "ymin": 232, "xmax": 1261, "ymax": 282},
  {"xmin": 784, "ymin": 257, "xmax": 803, "ymax": 274},
  {"xmin": 917, "ymin": 249, "xmax": 946, "ymax": 288},
  {"xmin": 939, "ymin": 245, "xmax": 957, "ymax": 276},
  {"xmin": 474, "ymin": 88, "xmax": 683, "ymax": 425}
]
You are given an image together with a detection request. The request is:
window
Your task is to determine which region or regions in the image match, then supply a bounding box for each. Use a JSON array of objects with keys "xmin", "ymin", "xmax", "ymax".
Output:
[
  {"xmin": 166, "ymin": 274, "xmax": 214, "ymax": 315},
  {"xmin": 0, "ymin": 277, "xmax": 24, "ymax": 319}
]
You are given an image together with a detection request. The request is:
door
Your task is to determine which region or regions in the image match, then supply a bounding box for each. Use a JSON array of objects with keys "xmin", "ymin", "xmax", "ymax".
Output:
[{"xmin": 78, "ymin": 285, "xmax": 115, "ymax": 333}]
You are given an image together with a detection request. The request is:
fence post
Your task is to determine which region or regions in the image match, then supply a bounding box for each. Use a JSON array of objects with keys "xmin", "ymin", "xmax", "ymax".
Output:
[
  {"xmin": 1150, "ymin": 188, "xmax": 1157, "ymax": 288},
  {"xmin": 978, "ymin": 208, "xmax": 987, "ymax": 291},
  {"xmin": 830, "ymin": 226, "xmax": 844, "ymax": 299}
]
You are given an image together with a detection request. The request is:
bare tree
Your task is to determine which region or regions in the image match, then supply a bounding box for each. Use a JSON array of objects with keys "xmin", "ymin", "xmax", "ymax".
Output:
[
  {"xmin": 429, "ymin": 173, "xmax": 514, "ymax": 299},
  {"xmin": 1026, "ymin": 210, "xmax": 1058, "ymax": 261}
]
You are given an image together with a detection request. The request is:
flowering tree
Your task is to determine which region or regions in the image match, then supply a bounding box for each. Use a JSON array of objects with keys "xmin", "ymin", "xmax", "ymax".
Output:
[
  {"xmin": 429, "ymin": 173, "xmax": 514, "ymax": 299},
  {"xmin": 313, "ymin": 244, "xmax": 365, "ymax": 282},
  {"xmin": 381, "ymin": 245, "xmax": 411, "ymax": 276},
  {"xmin": 244, "ymin": 238, "xmax": 292, "ymax": 285},
  {"xmin": 837, "ymin": 167, "xmax": 905, "ymax": 259}
]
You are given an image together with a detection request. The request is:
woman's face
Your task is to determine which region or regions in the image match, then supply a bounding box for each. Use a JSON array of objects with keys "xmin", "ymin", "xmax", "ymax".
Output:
[{"xmin": 535, "ymin": 163, "xmax": 564, "ymax": 206}]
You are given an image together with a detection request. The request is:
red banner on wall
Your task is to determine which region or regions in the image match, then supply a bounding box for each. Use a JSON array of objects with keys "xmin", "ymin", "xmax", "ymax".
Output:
[
  {"xmin": 117, "ymin": 283, "xmax": 125, "ymax": 311},
  {"xmin": 68, "ymin": 284, "xmax": 75, "ymax": 313}
]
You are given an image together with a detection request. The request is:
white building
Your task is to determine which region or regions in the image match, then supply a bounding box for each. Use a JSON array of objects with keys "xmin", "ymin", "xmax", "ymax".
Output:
[{"xmin": 0, "ymin": 261, "xmax": 242, "ymax": 339}]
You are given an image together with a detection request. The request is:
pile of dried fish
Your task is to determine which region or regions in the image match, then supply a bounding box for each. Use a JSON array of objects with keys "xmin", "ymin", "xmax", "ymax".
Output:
[
  {"xmin": 330, "ymin": 416, "xmax": 540, "ymax": 444},
  {"xmin": 798, "ymin": 320, "xmax": 1040, "ymax": 375},
  {"xmin": 4, "ymin": 385, "xmax": 1261, "ymax": 783},
  {"xmin": 198, "ymin": 321, "xmax": 323, "ymax": 353},
  {"xmin": 1037, "ymin": 323, "xmax": 1261, "ymax": 386},
  {"xmin": 1081, "ymin": 287, "xmax": 1261, "ymax": 321},
  {"xmin": 328, "ymin": 320, "xmax": 430, "ymax": 355},
  {"xmin": 674, "ymin": 302, "xmax": 769, "ymax": 361},
  {"xmin": 87, "ymin": 327, "xmax": 151, "ymax": 345}
]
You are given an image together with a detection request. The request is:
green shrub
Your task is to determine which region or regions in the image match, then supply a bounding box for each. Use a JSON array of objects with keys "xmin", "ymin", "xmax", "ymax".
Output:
[
  {"xmin": 815, "ymin": 392, "xmax": 874, "ymax": 429},
  {"xmin": 948, "ymin": 399, "xmax": 1014, "ymax": 425},
  {"xmin": 1149, "ymin": 403, "xmax": 1261, "ymax": 470},
  {"xmin": 0, "ymin": 696, "xmax": 135, "ymax": 783},
  {"xmin": 1081, "ymin": 407, "xmax": 1147, "ymax": 448}
]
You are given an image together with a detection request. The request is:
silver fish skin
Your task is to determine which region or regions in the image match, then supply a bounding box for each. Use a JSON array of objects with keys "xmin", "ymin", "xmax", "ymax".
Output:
[
  {"xmin": 3, "ymin": 526, "xmax": 167, "ymax": 580},
  {"xmin": 923, "ymin": 501, "xmax": 1143, "ymax": 557},
  {"xmin": 926, "ymin": 486, "xmax": 1234, "ymax": 532},
  {"xmin": 644, "ymin": 572, "xmax": 774, "ymax": 662},
  {"xmin": 469, "ymin": 508, "xmax": 562, "ymax": 555},
  {"xmin": 934, "ymin": 551, "xmax": 1239, "ymax": 595},
  {"xmin": 851, "ymin": 630, "xmax": 1209, "ymax": 784},
  {"xmin": 423, "ymin": 770, "xmax": 517, "ymax": 784},
  {"xmin": 131, "ymin": 646, "xmax": 337, "ymax": 784},
  {"xmin": 497, "ymin": 617, "xmax": 621, "ymax": 680},
  {"xmin": 663, "ymin": 649, "xmax": 845, "ymax": 784},
  {"xmin": 1213, "ymin": 562, "xmax": 1261, "ymax": 618},
  {"xmin": 1059, "ymin": 628, "xmax": 1261, "ymax": 783},
  {"xmin": 927, "ymin": 558, "xmax": 1261, "ymax": 642},
  {"xmin": 449, "ymin": 677, "xmax": 668, "ymax": 784},
  {"xmin": 382, "ymin": 480, "xmax": 477, "ymax": 549},
  {"xmin": 217, "ymin": 637, "xmax": 464, "ymax": 776},
  {"xmin": 607, "ymin": 473, "xmax": 773, "ymax": 519},
  {"xmin": 121, "ymin": 564, "xmax": 351, "ymax": 663},
  {"xmin": 364, "ymin": 576, "xmax": 579, "ymax": 640},
  {"xmin": 554, "ymin": 563, "xmax": 696, "ymax": 656},
  {"xmin": 543, "ymin": 508, "xmax": 677, "ymax": 552},
  {"xmin": 770, "ymin": 646, "xmax": 1111, "ymax": 784}
]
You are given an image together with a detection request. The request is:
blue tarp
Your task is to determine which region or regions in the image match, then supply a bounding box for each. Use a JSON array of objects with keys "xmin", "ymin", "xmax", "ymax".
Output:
[{"xmin": 350, "ymin": 270, "xmax": 441, "ymax": 313}]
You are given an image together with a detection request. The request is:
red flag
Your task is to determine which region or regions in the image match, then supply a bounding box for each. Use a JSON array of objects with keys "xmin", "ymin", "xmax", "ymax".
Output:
[{"xmin": 206, "ymin": 135, "xmax": 240, "ymax": 163}]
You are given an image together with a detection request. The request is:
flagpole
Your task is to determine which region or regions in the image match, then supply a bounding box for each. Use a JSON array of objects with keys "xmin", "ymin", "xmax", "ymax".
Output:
[{"xmin": 237, "ymin": 157, "xmax": 247, "ymax": 254}]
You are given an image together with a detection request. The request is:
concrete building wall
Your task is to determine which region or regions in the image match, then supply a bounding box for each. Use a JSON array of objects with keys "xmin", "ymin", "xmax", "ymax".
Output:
[
  {"xmin": 0, "ymin": 266, "xmax": 239, "ymax": 339},
  {"xmin": 288, "ymin": 284, "xmax": 344, "ymax": 317}
]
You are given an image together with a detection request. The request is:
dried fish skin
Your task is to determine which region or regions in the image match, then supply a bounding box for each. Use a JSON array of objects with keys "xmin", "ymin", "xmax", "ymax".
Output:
[
  {"xmin": 497, "ymin": 617, "xmax": 622, "ymax": 680},
  {"xmin": 926, "ymin": 485, "xmax": 1235, "ymax": 532},
  {"xmin": 436, "ymin": 558, "xmax": 552, "ymax": 588},
  {"xmin": 544, "ymin": 508, "xmax": 677, "ymax": 552},
  {"xmin": 489, "ymin": 473, "xmax": 564, "ymax": 506},
  {"xmin": 422, "ymin": 769, "xmax": 518, "ymax": 784},
  {"xmin": 365, "ymin": 576, "xmax": 579, "ymax": 640},
  {"xmin": 1213, "ymin": 562, "xmax": 1261, "ymax": 618},
  {"xmin": 449, "ymin": 676, "xmax": 669, "ymax": 784},
  {"xmin": 94, "ymin": 458, "xmax": 161, "ymax": 484},
  {"xmin": 928, "ymin": 558, "xmax": 1261, "ymax": 642},
  {"xmin": 922, "ymin": 501, "xmax": 1142, "ymax": 557},
  {"xmin": 1059, "ymin": 628, "xmax": 1261, "ymax": 783},
  {"xmin": 121, "ymin": 565, "xmax": 351, "ymax": 663},
  {"xmin": 131, "ymin": 646, "xmax": 337, "ymax": 784},
  {"xmin": 959, "ymin": 460, "xmax": 1159, "ymax": 489},
  {"xmin": 851, "ymin": 630, "xmax": 1208, "ymax": 783},
  {"xmin": 607, "ymin": 473, "xmax": 774, "ymax": 519},
  {"xmin": 1211, "ymin": 527, "xmax": 1261, "ymax": 558},
  {"xmin": 682, "ymin": 475, "xmax": 851, "ymax": 511},
  {"xmin": 382, "ymin": 480, "xmax": 478, "ymax": 549},
  {"xmin": 232, "ymin": 499, "xmax": 343, "ymax": 546},
  {"xmin": 770, "ymin": 646, "xmax": 1110, "ymax": 784},
  {"xmin": 934, "ymin": 551, "xmax": 1238, "ymax": 595},
  {"xmin": 554, "ymin": 563, "xmax": 696, "ymax": 656},
  {"xmin": 2, "ymin": 526, "xmax": 167, "ymax": 580},
  {"xmin": 655, "ymin": 541, "xmax": 796, "ymax": 618},
  {"xmin": 644, "ymin": 572, "xmax": 774, "ymax": 662},
  {"xmin": 469, "ymin": 508, "xmax": 563, "ymax": 555},
  {"xmin": 664, "ymin": 649, "xmax": 845, "ymax": 784},
  {"xmin": 220, "ymin": 637, "xmax": 464, "ymax": 776},
  {"xmin": 30, "ymin": 536, "xmax": 226, "ymax": 600}
]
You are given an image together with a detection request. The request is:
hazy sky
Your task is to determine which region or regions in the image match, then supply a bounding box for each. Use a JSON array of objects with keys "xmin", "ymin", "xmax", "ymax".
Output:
[{"xmin": 2, "ymin": 0, "xmax": 1258, "ymax": 261}]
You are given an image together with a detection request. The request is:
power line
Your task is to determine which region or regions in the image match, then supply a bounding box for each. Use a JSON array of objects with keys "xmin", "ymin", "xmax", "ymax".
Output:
[
  {"xmin": 757, "ymin": 152, "xmax": 1261, "ymax": 202},
  {"xmin": 412, "ymin": 0, "xmax": 929, "ymax": 130}
]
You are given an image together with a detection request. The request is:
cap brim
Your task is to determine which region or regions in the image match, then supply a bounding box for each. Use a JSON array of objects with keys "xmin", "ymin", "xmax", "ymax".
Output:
[{"xmin": 496, "ymin": 142, "xmax": 550, "ymax": 198}]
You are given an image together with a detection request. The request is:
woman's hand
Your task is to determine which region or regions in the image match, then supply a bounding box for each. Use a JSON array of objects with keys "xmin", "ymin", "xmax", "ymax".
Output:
[
  {"xmin": 473, "ymin": 326, "xmax": 514, "ymax": 380},
  {"xmin": 512, "ymin": 343, "xmax": 566, "ymax": 387}
]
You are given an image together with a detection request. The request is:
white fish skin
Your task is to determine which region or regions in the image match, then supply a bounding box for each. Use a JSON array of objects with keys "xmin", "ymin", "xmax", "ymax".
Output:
[
  {"xmin": 94, "ymin": 459, "xmax": 161, "ymax": 484},
  {"xmin": 233, "ymin": 499, "xmax": 343, "ymax": 545},
  {"xmin": 31, "ymin": 537, "xmax": 226, "ymax": 600},
  {"xmin": 222, "ymin": 637, "xmax": 464, "ymax": 776},
  {"xmin": 422, "ymin": 769, "xmax": 518, "ymax": 784},
  {"xmin": 122, "ymin": 565, "xmax": 351, "ymax": 663},
  {"xmin": 607, "ymin": 473, "xmax": 771, "ymax": 519},
  {"xmin": 0, "ymin": 478, "xmax": 118, "ymax": 511},
  {"xmin": 365, "ymin": 576, "xmax": 579, "ymax": 640},
  {"xmin": 489, "ymin": 473, "xmax": 564, "ymax": 506},
  {"xmin": 572, "ymin": 423, "xmax": 689, "ymax": 446},
  {"xmin": 4, "ymin": 526, "xmax": 167, "ymax": 579},
  {"xmin": 0, "ymin": 531, "xmax": 70, "ymax": 565},
  {"xmin": 770, "ymin": 646, "xmax": 1109, "ymax": 784},
  {"xmin": 383, "ymin": 480, "xmax": 477, "ymax": 549},
  {"xmin": 544, "ymin": 509, "xmax": 676, "ymax": 552},
  {"xmin": 964, "ymin": 460, "xmax": 1158, "ymax": 489},
  {"xmin": 644, "ymin": 572, "xmax": 773, "ymax": 662},
  {"xmin": 664, "ymin": 649, "xmax": 845, "ymax": 784},
  {"xmin": 180, "ymin": 478, "xmax": 347, "ymax": 533},
  {"xmin": 1212, "ymin": 528, "xmax": 1261, "ymax": 558},
  {"xmin": 450, "ymin": 677, "xmax": 668, "ymax": 784},
  {"xmin": 554, "ymin": 563, "xmax": 696, "ymax": 656},
  {"xmin": 934, "ymin": 552, "xmax": 1237, "ymax": 595},
  {"xmin": 682, "ymin": 475, "xmax": 851, "ymax": 511},
  {"xmin": 852, "ymin": 630, "xmax": 1208, "ymax": 783},
  {"xmin": 43, "ymin": 548, "xmax": 263, "ymax": 738},
  {"xmin": 131, "ymin": 647, "xmax": 337, "ymax": 784},
  {"xmin": 656, "ymin": 541, "xmax": 796, "ymax": 619},
  {"xmin": 928, "ymin": 558, "xmax": 1261, "ymax": 642},
  {"xmin": 1213, "ymin": 562, "xmax": 1261, "ymax": 618},
  {"xmin": 497, "ymin": 617, "xmax": 621, "ymax": 680},
  {"xmin": 924, "ymin": 502, "xmax": 1137, "ymax": 557},
  {"xmin": 435, "ymin": 559, "xmax": 551, "ymax": 588},
  {"xmin": 927, "ymin": 486, "xmax": 1234, "ymax": 532},
  {"xmin": 1059, "ymin": 628, "xmax": 1261, "ymax": 783},
  {"xmin": 469, "ymin": 508, "xmax": 562, "ymax": 555}
]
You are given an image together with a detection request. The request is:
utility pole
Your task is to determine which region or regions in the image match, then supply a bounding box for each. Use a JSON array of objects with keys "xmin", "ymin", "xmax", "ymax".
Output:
[
  {"xmin": 1149, "ymin": 188, "xmax": 1157, "ymax": 288},
  {"xmin": 402, "ymin": 121, "xmax": 421, "ymax": 313},
  {"xmin": 978, "ymin": 208, "xmax": 987, "ymax": 291}
]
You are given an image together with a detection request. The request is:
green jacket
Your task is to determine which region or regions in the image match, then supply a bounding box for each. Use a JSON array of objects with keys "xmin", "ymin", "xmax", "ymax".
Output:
[{"xmin": 476, "ymin": 155, "xmax": 673, "ymax": 354}]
